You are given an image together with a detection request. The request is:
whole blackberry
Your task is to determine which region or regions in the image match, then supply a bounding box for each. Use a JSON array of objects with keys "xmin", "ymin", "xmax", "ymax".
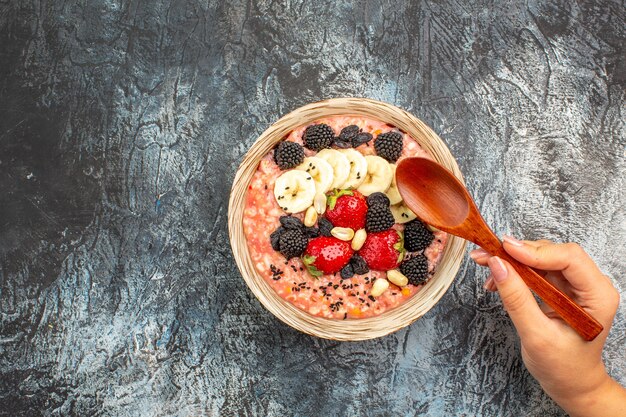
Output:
[
  {"xmin": 278, "ymin": 229, "xmax": 308, "ymax": 259},
  {"xmin": 302, "ymin": 123, "xmax": 334, "ymax": 151},
  {"xmin": 400, "ymin": 255, "xmax": 429, "ymax": 285},
  {"xmin": 340, "ymin": 263, "xmax": 354, "ymax": 279},
  {"xmin": 353, "ymin": 132, "xmax": 373, "ymax": 147},
  {"xmin": 404, "ymin": 219, "xmax": 434, "ymax": 252},
  {"xmin": 350, "ymin": 254, "xmax": 369, "ymax": 275},
  {"xmin": 374, "ymin": 131, "xmax": 403, "ymax": 162},
  {"xmin": 318, "ymin": 217, "xmax": 334, "ymax": 237},
  {"xmin": 366, "ymin": 204, "xmax": 395, "ymax": 233},
  {"xmin": 273, "ymin": 141, "xmax": 304, "ymax": 170},
  {"xmin": 367, "ymin": 192, "xmax": 390, "ymax": 207}
]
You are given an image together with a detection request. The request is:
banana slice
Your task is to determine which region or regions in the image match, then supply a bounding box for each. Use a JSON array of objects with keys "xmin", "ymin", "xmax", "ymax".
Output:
[
  {"xmin": 385, "ymin": 164, "xmax": 402, "ymax": 205},
  {"xmin": 316, "ymin": 149, "xmax": 350, "ymax": 190},
  {"xmin": 295, "ymin": 157, "xmax": 334, "ymax": 193},
  {"xmin": 357, "ymin": 155, "xmax": 393, "ymax": 196},
  {"xmin": 391, "ymin": 201, "xmax": 417, "ymax": 223},
  {"xmin": 337, "ymin": 148, "xmax": 368, "ymax": 189},
  {"xmin": 273, "ymin": 170, "xmax": 316, "ymax": 213}
]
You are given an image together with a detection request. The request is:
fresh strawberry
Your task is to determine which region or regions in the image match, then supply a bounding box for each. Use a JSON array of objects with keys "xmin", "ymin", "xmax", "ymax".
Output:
[
  {"xmin": 302, "ymin": 236, "xmax": 354, "ymax": 276},
  {"xmin": 325, "ymin": 189, "xmax": 367, "ymax": 230},
  {"xmin": 359, "ymin": 229, "xmax": 405, "ymax": 271}
]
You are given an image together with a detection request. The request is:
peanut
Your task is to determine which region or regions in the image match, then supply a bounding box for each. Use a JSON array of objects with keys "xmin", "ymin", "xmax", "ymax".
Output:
[
  {"xmin": 330, "ymin": 227, "xmax": 354, "ymax": 241},
  {"xmin": 304, "ymin": 206, "xmax": 318, "ymax": 227},
  {"xmin": 370, "ymin": 278, "xmax": 390, "ymax": 297},
  {"xmin": 313, "ymin": 193, "xmax": 327, "ymax": 215},
  {"xmin": 387, "ymin": 270, "xmax": 408, "ymax": 287},
  {"xmin": 351, "ymin": 229, "xmax": 367, "ymax": 250}
]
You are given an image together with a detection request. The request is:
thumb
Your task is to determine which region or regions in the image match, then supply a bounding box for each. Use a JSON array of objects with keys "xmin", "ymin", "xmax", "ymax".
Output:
[{"xmin": 488, "ymin": 256, "xmax": 553, "ymax": 340}]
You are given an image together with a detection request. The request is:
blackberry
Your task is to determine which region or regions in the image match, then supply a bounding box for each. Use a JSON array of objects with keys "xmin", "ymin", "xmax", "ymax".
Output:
[
  {"xmin": 366, "ymin": 204, "xmax": 395, "ymax": 233},
  {"xmin": 404, "ymin": 219, "xmax": 434, "ymax": 252},
  {"xmin": 318, "ymin": 217, "xmax": 334, "ymax": 237},
  {"xmin": 302, "ymin": 123, "xmax": 334, "ymax": 151},
  {"xmin": 280, "ymin": 215, "xmax": 304, "ymax": 230},
  {"xmin": 278, "ymin": 229, "xmax": 308, "ymax": 259},
  {"xmin": 400, "ymin": 255, "xmax": 429, "ymax": 285},
  {"xmin": 350, "ymin": 254, "xmax": 369, "ymax": 275},
  {"xmin": 374, "ymin": 131, "xmax": 403, "ymax": 162},
  {"xmin": 274, "ymin": 141, "xmax": 304, "ymax": 170},
  {"xmin": 340, "ymin": 263, "xmax": 354, "ymax": 279},
  {"xmin": 367, "ymin": 192, "xmax": 390, "ymax": 207},
  {"xmin": 353, "ymin": 132, "xmax": 373, "ymax": 147}
]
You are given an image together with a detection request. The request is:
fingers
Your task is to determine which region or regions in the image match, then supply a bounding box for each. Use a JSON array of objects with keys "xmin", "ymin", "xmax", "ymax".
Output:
[
  {"xmin": 488, "ymin": 256, "xmax": 555, "ymax": 339},
  {"xmin": 501, "ymin": 237, "xmax": 607, "ymax": 293},
  {"xmin": 471, "ymin": 250, "xmax": 497, "ymax": 291},
  {"xmin": 483, "ymin": 275, "xmax": 496, "ymax": 292},
  {"xmin": 470, "ymin": 248, "xmax": 489, "ymax": 265}
]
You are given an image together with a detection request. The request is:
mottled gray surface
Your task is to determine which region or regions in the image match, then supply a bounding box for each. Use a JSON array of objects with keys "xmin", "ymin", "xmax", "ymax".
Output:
[{"xmin": 0, "ymin": 0, "xmax": 624, "ymax": 415}]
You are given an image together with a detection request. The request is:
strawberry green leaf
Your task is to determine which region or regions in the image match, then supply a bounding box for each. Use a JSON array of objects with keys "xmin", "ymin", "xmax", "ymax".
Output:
[
  {"xmin": 394, "ymin": 231, "xmax": 405, "ymax": 264},
  {"xmin": 397, "ymin": 249, "xmax": 405, "ymax": 264},
  {"xmin": 301, "ymin": 255, "xmax": 323, "ymax": 278},
  {"xmin": 306, "ymin": 265, "xmax": 323, "ymax": 277},
  {"xmin": 326, "ymin": 188, "xmax": 354, "ymax": 210}
]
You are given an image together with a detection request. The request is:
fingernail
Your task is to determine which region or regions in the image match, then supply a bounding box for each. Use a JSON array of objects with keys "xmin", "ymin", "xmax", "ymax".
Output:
[
  {"xmin": 502, "ymin": 235, "xmax": 524, "ymax": 247},
  {"xmin": 469, "ymin": 248, "xmax": 488, "ymax": 259},
  {"xmin": 483, "ymin": 275, "xmax": 494, "ymax": 290},
  {"xmin": 488, "ymin": 256, "xmax": 508, "ymax": 283}
]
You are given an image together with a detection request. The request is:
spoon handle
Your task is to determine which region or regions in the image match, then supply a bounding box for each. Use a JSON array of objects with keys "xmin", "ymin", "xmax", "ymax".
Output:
[{"xmin": 489, "ymin": 247, "xmax": 604, "ymax": 341}]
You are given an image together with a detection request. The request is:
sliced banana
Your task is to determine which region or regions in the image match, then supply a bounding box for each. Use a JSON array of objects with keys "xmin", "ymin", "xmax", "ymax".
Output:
[
  {"xmin": 337, "ymin": 148, "xmax": 368, "ymax": 189},
  {"xmin": 385, "ymin": 164, "xmax": 402, "ymax": 205},
  {"xmin": 390, "ymin": 201, "xmax": 417, "ymax": 223},
  {"xmin": 295, "ymin": 157, "xmax": 334, "ymax": 193},
  {"xmin": 316, "ymin": 149, "xmax": 350, "ymax": 190},
  {"xmin": 273, "ymin": 170, "xmax": 317, "ymax": 213},
  {"xmin": 357, "ymin": 155, "xmax": 393, "ymax": 196}
]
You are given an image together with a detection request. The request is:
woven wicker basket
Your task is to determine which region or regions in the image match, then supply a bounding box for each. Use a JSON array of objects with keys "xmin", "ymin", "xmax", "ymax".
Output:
[{"xmin": 228, "ymin": 97, "xmax": 466, "ymax": 341}]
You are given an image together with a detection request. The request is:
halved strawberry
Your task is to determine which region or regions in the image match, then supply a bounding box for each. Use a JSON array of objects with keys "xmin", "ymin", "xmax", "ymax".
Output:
[
  {"xmin": 325, "ymin": 189, "xmax": 368, "ymax": 230},
  {"xmin": 359, "ymin": 229, "xmax": 405, "ymax": 271},
  {"xmin": 302, "ymin": 236, "xmax": 354, "ymax": 276}
]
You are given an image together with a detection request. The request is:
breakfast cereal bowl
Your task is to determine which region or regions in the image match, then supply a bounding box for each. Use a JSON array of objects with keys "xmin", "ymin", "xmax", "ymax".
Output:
[{"xmin": 228, "ymin": 97, "xmax": 466, "ymax": 341}]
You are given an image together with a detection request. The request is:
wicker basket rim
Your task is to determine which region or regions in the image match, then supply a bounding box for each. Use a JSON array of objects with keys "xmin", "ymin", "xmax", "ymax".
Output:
[{"xmin": 228, "ymin": 97, "xmax": 467, "ymax": 341}]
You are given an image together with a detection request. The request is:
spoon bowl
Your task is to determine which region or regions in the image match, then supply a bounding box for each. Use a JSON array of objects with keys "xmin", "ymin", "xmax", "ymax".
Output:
[
  {"xmin": 397, "ymin": 157, "xmax": 470, "ymax": 230},
  {"xmin": 396, "ymin": 157, "xmax": 603, "ymax": 341}
]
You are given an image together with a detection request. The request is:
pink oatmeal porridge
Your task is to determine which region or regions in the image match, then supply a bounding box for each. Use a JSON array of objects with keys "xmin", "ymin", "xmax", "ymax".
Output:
[{"xmin": 242, "ymin": 115, "xmax": 448, "ymax": 320}]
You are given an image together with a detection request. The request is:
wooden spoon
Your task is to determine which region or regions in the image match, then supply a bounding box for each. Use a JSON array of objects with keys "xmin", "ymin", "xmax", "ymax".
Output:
[{"xmin": 396, "ymin": 157, "xmax": 603, "ymax": 341}]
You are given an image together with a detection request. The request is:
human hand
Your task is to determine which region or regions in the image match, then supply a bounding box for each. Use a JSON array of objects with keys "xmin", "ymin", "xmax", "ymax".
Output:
[{"xmin": 470, "ymin": 237, "xmax": 625, "ymax": 417}]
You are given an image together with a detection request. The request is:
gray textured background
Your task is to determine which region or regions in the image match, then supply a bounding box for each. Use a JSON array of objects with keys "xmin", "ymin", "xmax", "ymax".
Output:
[{"xmin": 0, "ymin": 0, "xmax": 624, "ymax": 416}]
